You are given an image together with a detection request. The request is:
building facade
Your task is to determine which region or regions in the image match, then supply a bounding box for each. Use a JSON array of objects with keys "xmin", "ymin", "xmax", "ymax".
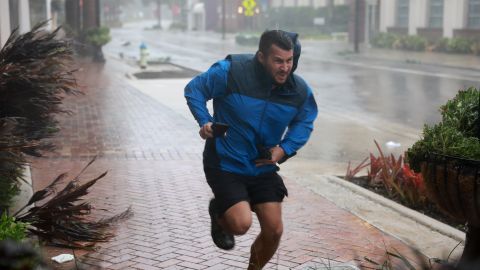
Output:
[
  {"xmin": 269, "ymin": 0, "xmax": 347, "ymax": 8},
  {"xmin": 1, "ymin": 0, "xmax": 100, "ymax": 48},
  {"xmin": 380, "ymin": 0, "xmax": 480, "ymax": 40},
  {"xmin": 0, "ymin": 0, "xmax": 35, "ymax": 47}
]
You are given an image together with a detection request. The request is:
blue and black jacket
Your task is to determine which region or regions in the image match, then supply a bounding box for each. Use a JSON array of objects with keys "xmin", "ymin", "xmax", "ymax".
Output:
[{"xmin": 185, "ymin": 44, "xmax": 317, "ymax": 176}]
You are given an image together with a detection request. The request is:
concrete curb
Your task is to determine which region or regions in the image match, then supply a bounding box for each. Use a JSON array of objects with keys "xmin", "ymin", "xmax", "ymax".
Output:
[
  {"xmin": 284, "ymin": 171, "xmax": 465, "ymax": 258},
  {"xmin": 323, "ymin": 175, "xmax": 465, "ymax": 243},
  {"xmin": 349, "ymin": 55, "xmax": 480, "ymax": 73}
]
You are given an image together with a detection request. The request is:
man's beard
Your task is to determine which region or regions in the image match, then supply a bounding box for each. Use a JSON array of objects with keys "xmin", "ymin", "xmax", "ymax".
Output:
[{"xmin": 272, "ymin": 72, "xmax": 290, "ymax": 86}]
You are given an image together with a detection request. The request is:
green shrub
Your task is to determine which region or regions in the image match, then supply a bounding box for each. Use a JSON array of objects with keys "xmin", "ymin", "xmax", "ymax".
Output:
[
  {"xmin": 406, "ymin": 35, "xmax": 428, "ymax": 51},
  {"xmin": 170, "ymin": 22, "xmax": 186, "ymax": 31},
  {"xmin": 447, "ymin": 37, "xmax": 474, "ymax": 54},
  {"xmin": 407, "ymin": 87, "xmax": 480, "ymax": 171},
  {"xmin": 392, "ymin": 35, "xmax": 427, "ymax": 51},
  {"xmin": 235, "ymin": 33, "xmax": 260, "ymax": 46},
  {"xmin": 86, "ymin": 26, "xmax": 111, "ymax": 47},
  {"xmin": 433, "ymin": 37, "xmax": 449, "ymax": 52},
  {"xmin": 0, "ymin": 174, "xmax": 21, "ymax": 213},
  {"xmin": 471, "ymin": 40, "xmax": 480, "ymax": 55},
  {"xmin": 371, "ymin": 32, "xmax": 398, "ymax": 48},
  {"xmin": 0, "ymin": 212, "xmax": 28, "ymax": 241}
]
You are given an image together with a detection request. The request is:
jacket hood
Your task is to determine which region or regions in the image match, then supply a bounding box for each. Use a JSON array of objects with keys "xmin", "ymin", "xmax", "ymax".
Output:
[{"xmin": 280, "ymin": 31, "xmax": 301, "ymax": 73}]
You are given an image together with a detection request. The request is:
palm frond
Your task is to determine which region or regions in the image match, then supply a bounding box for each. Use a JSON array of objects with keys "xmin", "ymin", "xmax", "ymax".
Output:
[
  {"xmin": 0, "ymin": 21, "xmax": 81, "ymax": 150},
  {"xmin": 15, "ymin": 158, "xmax": 133, "ymax": 249}
]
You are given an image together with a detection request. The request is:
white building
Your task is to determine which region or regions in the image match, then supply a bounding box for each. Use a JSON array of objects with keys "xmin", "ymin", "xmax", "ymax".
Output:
[
  {"xmin": 270, "ymin": 0, "xmax": 348, "ymax": 8},
  {"xmin": 0, "ymin": 0, "xmax": 53, "ymax": 48},
  {"xmin": 379, "ymin": 0, "xmax": 480, "ymax": 40}
]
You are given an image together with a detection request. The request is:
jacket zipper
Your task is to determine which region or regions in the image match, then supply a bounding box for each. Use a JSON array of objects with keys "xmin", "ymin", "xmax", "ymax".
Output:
[{"xmin": 257, "ymin": 87, "xmax": 273, "ymax": 147}]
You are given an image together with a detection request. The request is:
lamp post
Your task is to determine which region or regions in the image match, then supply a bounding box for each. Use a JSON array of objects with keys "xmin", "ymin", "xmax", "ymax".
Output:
[
  {"xmin": 222, "ymin": 0, "xmax": 226, "ymax": 40},
  {"xmin": 354, "ymin": 0, "xmax": 360, "ymax": 53}
]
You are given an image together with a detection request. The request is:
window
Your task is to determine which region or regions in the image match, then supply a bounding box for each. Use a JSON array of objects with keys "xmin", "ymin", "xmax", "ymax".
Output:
[
  {"xmin": 468, "ymin": 0, "xmax": 480, "ymax": 28},
  {"xmin": 429, "ymin": 0, "xmax": 443, "ymax": 28},
  {"xmin": 396, "ymin": 0, "xmax": 409, "ymax": 28}
]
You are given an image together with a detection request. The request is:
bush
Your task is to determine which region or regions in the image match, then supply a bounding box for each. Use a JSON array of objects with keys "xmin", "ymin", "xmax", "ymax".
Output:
[
  {"xmin": 392, "ymin": 35, "xmax": 427, "ymax": 51},
  {"xmin": 235, "ymin": 33, "xmax": 260, "ymax": 46},
  {"xmin": 85, "ymin": 26, "xmax": 111, "ymax": 47},
  {"xmin": 446, "ymin": 37, "xmax": 474, "ymax": 54},
  {"xmin": 407, "ymin": 87, "xmax": 480, "ymax": 171},
  {"xmin": 170, "ymin": 22, "xmax": 186, "ymax": 31},
  {"xmin": 433, "ymin": 37, "xmax": 449, "ymax": 52},
  {"xmin": 371, "ymin": 32, "xmax": 398, "ymax": 48},
  {"xmin": 471, "ymin": 40, "xmax": 480, "ymax": 55},
  {"xmin": 0, "ymin": 212, "xmax": 28, "ymax": 241},
  {"xmin": 0, "ymin": 174, "xmax": 21, "ymax": 213}
]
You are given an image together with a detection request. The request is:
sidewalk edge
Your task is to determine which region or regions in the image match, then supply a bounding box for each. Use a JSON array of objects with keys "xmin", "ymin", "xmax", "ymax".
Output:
[{"xmin": 323, "ymin": 175, "xmax": 465, "ymax": 243}]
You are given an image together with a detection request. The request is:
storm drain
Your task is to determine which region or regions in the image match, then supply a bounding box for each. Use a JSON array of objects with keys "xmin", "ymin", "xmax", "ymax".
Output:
[{"xmin": 133, "ymin": 63, "xmax": 199, "ymax": 79}]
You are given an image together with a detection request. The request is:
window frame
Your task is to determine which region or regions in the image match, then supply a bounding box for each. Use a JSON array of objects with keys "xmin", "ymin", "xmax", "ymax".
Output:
[
  {"xmin": 468, "ymin": 0, "xmax": 480, "ymax": 29},
  {"xmin": 396, "ymin": 0, "xmax": 410, "ymax": 28},
  {"xmin": 428, "ymin": 0, "xmax": 444, "ymax": 28}
]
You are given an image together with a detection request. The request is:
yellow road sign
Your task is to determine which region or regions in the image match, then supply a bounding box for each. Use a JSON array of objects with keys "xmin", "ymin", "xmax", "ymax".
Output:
[{"xmin": 242, "ymin": 0, "xmax": 257, "ymax": 16}]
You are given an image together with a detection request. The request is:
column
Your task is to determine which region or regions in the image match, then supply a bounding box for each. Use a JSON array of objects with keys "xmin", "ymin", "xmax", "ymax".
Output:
[
  {"xmin": 18, "ymin": 0, "xmax": 31, "ymax": 34},
  {"xmin": 0, "ymin": 1, "xmax": 11, "ymax": 48},
  {"xmin": 408, "ymin": 0, "xmax": 427, "ymax": 35},
  {"xmin": 364, "ymin": 0, "xmax": 378, "ymax": 45},
  {"xmin": 444, "ymin": 0, "xmax": 467, "ymax": 38},
  {"xmin": 46, "ymin": 0, "xmax": 52, "ymax": 30},
  {"xmin": 379, "ymin": 0, "xmax": 396, "ymax": 32}
]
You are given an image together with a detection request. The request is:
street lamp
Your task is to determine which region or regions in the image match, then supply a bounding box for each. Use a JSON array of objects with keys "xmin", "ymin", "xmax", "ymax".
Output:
[{"xmin": 222, "ymin": 0, "xmax": 226, "ymax": 40}]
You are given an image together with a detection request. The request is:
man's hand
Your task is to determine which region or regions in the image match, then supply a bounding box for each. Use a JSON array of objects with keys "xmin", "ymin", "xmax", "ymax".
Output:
[
  {"xmin": 199, "ymin": 122, "xmax": 213, "ymax": 139},
  {"xmin": 255, "ymin": 146, "xmax": 285, "ymax": 167}
]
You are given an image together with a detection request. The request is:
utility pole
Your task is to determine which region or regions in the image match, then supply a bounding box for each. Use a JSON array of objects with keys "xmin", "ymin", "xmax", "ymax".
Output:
[
  {"xmin": 222, "ymin": 0, "xmax": 226, "ymax": 40},
  {"xmin": 157, "ymin": 0, "xmax": 162, "ymax": 29},
  {"xmin": 326, "ymin": 0, "xmax": 333, "ymax": 31},
  {"xmin": 354, "ymin": 0, "xmax": 360, "ymax": 53}
]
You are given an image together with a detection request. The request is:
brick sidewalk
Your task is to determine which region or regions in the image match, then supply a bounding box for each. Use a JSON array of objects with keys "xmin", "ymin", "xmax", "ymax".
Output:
[{"xmin": 31, "ymin": 60, "xmax": 420, "ymax": 269}]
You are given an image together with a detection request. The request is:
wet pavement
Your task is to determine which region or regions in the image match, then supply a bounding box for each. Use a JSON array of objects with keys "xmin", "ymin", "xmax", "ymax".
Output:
[{"xmin": 32, "ymin": 58, "xmax": 423, "ymax": 269}]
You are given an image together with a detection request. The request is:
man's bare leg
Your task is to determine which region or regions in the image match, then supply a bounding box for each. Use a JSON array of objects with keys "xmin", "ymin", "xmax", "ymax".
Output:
[
  {"xmin": 218, "ymin": 201, "xmax": 252, "ymax": 235},
  {"xmin": 248, "ymin": 202, "xmax": 283, "ymax": 270}
]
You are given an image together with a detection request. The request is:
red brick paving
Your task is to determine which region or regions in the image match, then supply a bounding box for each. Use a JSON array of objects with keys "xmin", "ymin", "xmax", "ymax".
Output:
[{"xmin": 31, "ymin": 59, "xmax": 421, "ymax": 269}]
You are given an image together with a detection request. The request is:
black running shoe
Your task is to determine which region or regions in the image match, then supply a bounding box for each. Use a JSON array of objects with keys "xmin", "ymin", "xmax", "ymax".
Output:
[{"xmin": 208, "ymin": 198, "xmax": 235, "ymax": 250}]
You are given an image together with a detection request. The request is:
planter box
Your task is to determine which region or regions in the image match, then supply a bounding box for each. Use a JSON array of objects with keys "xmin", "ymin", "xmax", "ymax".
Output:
[{"xmin": 420, "ymin": 154, "xmax": 480, "ymax": 226}]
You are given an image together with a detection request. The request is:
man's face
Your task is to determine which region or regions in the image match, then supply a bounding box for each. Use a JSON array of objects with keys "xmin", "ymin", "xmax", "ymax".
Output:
[{"xmin": 258, "ymin": 44, "xmax": 294, "ymax": 85}]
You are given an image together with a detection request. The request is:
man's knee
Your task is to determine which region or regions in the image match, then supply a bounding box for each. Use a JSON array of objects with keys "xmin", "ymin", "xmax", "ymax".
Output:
[
  {"xmin": 221, "ymin": 202, "xmax": 252, "ymax": 235},
  {"xmin": 229, "ymin": 219, "xmax": 252, "ymax": 235},
  {"xmin": 263, "ymin": 223, "xmax": 283, "ymax": 241}
]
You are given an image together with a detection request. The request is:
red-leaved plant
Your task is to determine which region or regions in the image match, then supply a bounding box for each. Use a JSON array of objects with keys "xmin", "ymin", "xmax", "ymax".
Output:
[{"xmin": 346, "ymin": 140, "xmax": 426, "ymax": 207}]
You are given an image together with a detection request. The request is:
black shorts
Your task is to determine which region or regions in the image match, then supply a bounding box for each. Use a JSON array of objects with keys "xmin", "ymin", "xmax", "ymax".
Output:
[{"xmin": 204, "ymin": 167, "xmax": 288, "ymax": 215}]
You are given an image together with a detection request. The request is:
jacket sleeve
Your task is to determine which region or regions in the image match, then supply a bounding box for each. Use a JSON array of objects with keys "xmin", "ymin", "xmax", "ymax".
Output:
[
  {"xmin": 184, "ymin": 60, "xmax": 230, "ymax": 127},
  {"xmin": 279, "ymin": 87, "xmax": 318, "ymax": 156}
]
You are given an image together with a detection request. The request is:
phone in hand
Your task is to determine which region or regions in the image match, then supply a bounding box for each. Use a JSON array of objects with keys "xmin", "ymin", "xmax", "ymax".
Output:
[{"xmin": 212, "ymin": 122, "xmax": 229, "ymax": 137}]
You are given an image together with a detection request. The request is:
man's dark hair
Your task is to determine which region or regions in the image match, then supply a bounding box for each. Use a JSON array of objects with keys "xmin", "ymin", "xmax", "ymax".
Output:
[{"xmin": 258, "ymin": 30, "xmax": 293, "ymax": 56}]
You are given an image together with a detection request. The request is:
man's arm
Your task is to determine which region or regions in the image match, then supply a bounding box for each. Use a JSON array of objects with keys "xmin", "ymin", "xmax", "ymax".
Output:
[
  {"xmin": 184, "ymin": 60, "xmax": 230, "ymax": 133},
  {"xmin": 279, "ymin": 88, "xmax": 318, "ymax": 156}
]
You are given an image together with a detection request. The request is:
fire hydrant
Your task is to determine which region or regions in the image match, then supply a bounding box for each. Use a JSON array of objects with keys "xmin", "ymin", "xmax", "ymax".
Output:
[{"xmin": 139, "ymin": 42, "xmax": 149, "ymax": 69}]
